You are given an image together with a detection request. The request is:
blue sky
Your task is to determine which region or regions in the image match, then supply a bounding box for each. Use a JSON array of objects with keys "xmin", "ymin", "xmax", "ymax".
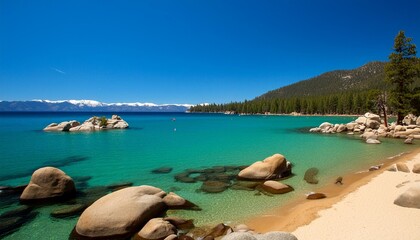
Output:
[{"xmin": 1, "ymin": 0, "xmax": 419, "ymax": 104}]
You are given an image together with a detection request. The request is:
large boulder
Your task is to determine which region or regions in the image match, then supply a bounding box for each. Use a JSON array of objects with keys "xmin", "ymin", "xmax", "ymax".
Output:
[
  {"xmin": 396, "ymin": 163, "xmax": 410, "ymax": 173},
  {"xmin": 366, "ymin": 119, "xmax": 380, "ymax": 129},
  {"xmin": 361, "ymin": 132, "xmax": 378, "ymax": 140},
  {"xmin": 346, "ymin": 122, "xmax": 357, "ymax": 131},
  {"xmin": 75, "ymin": 186, "xmax": 167, "ymax": 238},
  {"xmin": 319, "ymin": 122, "xmax": 333, "ymax": 131},
  {"xmin": 417, "ymin": 117, "xmax": 420, "ymax": 126},
  {"xmin": 355, "ymin": 116, "xmax": 367, "ymax": 125},
  {"xmin": 394, "ymin": 183, "xmax": 420, "ymax": 209},
  {"xmin": 365, "ymin": 112, "xmax": 380, "ymax": 121},
  {"xmin": 137, "ymin": 218, "xmax": 176, "ymax": 240},
  {"xmin": 412, "ymin": 163, "xmax": 420, "ymax": 174},
  {"xmin": 336, "ymin": 124, "xmax": 347, "ymax": 133},
  {"xmin": 20, "ymin": 167, "xmax": 76, "ymax": 201},
  {"xmin": 261, "ymin": 181, "xmax": 293, "ymax": 194},
  {"xmin": 238, "ymin": 154, "xmax": 290, "ymax": 180}
]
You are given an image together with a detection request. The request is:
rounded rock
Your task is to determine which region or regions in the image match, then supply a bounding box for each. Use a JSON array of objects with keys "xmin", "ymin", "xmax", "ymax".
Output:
[{"xmin": 20, "ymin": 167, "xmax": 76, "ymax": 201}]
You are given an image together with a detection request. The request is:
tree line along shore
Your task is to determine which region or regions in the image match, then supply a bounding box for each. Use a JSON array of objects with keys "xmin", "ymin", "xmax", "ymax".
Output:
[{"xmin": 191, "ymin": 31, "xmax": 420, "ymax": 125}]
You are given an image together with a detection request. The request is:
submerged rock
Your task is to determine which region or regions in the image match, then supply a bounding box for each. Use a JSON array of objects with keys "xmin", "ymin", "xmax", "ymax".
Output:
[
  {"xmin": 200, "ymin": 181, "xmax": 229, "ymax": 193},
  {"xmin": 163, "ymin": 192, "xmax": 200, "ymax": 210},
  {"xmin": 261, "ymin": 181, "xmax": 293, "ymax": 194},
  {"xmin": 304, "ymin": 168, "xmax": 319, "ymax": 184},
  {"xmin": 0, "ymin": 211, "xmax": 38, "ymax": 238},
  {"xmin": 0, "ymin": 205, "xmax": 32, "ymax": 219},
  {"xmin": 20, "ymin": 167, "xmax": 76, "ymax": 202},
  {"xmin": 107, "ymin": 182, "xmax": 133, "ymax": 191},
  {"xmin": 152, "ymin": 167, "xmax": 173, "ymax": 174},
  {"xmin": 50, "ymin": 204, "xmax": 87, "ymax": 218}
]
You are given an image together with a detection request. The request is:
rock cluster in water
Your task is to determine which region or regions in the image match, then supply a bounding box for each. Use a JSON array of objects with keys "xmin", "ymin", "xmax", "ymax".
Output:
[
  {"xmin": 172, "ymin": 154, "xmax": 294, "ymax": 196},
  {"xmin": 0, "ymin": 153, "xmax": 303, "ymax": 239},
  {"xmin": 310, "ymin": 112, "xmax": 420, "ymax": 144},
  {"xmin": 43, "ymin": 114, "xmax": 129, "ymax": 132}
]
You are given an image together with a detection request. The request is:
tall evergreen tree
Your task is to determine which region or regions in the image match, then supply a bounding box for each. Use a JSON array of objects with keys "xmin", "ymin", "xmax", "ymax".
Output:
[{"xmin": 385, "ymin": 31, "xmax": 418, "ymax": 124}]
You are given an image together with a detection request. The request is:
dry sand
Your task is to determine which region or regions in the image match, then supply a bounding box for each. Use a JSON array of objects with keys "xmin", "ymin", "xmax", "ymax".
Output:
[{"xmin": 246, "ymin": 149, "xmax": 420, "ymax": 240}]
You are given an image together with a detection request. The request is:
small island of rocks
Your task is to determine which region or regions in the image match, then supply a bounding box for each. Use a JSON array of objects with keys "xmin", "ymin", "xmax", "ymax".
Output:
[{"xmin": 43, "ymin": 115, "xmax": 129, "ymax": 132}]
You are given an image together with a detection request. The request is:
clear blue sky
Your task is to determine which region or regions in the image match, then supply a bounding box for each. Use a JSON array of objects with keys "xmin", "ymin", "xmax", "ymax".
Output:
[{"xmin": 1, "ymin": 0, "xmax": 419, "ymax": 104}]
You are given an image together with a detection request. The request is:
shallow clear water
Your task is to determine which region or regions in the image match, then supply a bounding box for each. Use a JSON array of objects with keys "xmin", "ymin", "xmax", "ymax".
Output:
[{"xmin": 0, "ymin": 112, "xmax": 417, "ymax": 239}]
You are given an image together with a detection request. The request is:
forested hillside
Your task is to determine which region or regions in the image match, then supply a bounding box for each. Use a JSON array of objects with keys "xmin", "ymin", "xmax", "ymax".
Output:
[
  {"xmin": 259, "ymin": 61, "xmax": 386, "ymax": 99},
  {"xmin": 190, "ymin": 61, "xmax": 420, "ymax": 115}
]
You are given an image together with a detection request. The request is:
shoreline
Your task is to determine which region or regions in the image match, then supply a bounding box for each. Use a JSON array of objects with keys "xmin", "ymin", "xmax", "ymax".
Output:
[{"xmin": 244, "ymin": 147, "xmax": 420, "ymax": 233}]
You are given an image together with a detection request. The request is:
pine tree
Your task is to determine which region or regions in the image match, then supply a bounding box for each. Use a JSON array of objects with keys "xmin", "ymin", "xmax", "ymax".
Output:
[{"xmin": 385, "ymin": 31, "xmax": 419, "ymax": 124}]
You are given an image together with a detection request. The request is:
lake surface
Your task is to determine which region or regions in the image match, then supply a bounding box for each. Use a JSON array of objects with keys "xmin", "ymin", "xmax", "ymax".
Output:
[{"xmin": 0, "ymin": 112, "xmax": 416, "ymax": 239}]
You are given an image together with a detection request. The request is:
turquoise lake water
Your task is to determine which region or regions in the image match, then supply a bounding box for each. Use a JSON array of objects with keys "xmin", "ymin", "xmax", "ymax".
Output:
[{"xmin": 0, "ymin": 112, "xmax": 417, "ymax": 239}]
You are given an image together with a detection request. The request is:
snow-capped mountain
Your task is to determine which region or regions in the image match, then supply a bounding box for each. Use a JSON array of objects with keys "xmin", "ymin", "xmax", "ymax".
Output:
[{"xmin": 0, "ymin": 99, "xmax": 194, "ymax": 112}]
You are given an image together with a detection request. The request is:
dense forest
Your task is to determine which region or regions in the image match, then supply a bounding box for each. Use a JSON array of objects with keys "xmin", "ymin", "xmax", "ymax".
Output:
[{"xmin": 190, "ymin": 61, "xmax": 420, "ymax": 115}]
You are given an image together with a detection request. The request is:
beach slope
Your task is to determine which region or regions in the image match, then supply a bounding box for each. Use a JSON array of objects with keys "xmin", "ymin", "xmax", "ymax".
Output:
[{"xmin": 293, "ymin": 154, "xmax": 420, "ymax": 240}]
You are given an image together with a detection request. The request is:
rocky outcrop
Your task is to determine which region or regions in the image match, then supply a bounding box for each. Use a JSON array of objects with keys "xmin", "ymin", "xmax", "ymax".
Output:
[
  {"xmin": 20, "ymin": 167, "xmax": 76, "ymax": 202},
  {"xmin": 238, "ymin": 154, "xmax": 291, "ymax": 180},
  {"xmin": 394, "ymin": 183, "xmax": 420, "ymax": 209},
  {"xmin": 75, "ymin": 186, "xmax": 167, "ymax": 238},
  {"xmin": 44, "ymin": 115, "xmax": 129, "ymax": 132},
  {"xmin": 310, "ymin": 112, "xmax": 420, "ymax": 143}
]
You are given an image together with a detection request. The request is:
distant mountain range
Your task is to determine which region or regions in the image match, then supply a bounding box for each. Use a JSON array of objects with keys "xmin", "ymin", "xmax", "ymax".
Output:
[{"xmin": 0, "ymin": 100, "xmax": 193, "ymax": 112}]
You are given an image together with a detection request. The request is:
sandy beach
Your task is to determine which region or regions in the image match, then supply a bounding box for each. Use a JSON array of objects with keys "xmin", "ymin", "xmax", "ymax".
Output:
[{"xmin": 246, "ymin": 148, "xmax": 420, "ymax": 240}]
